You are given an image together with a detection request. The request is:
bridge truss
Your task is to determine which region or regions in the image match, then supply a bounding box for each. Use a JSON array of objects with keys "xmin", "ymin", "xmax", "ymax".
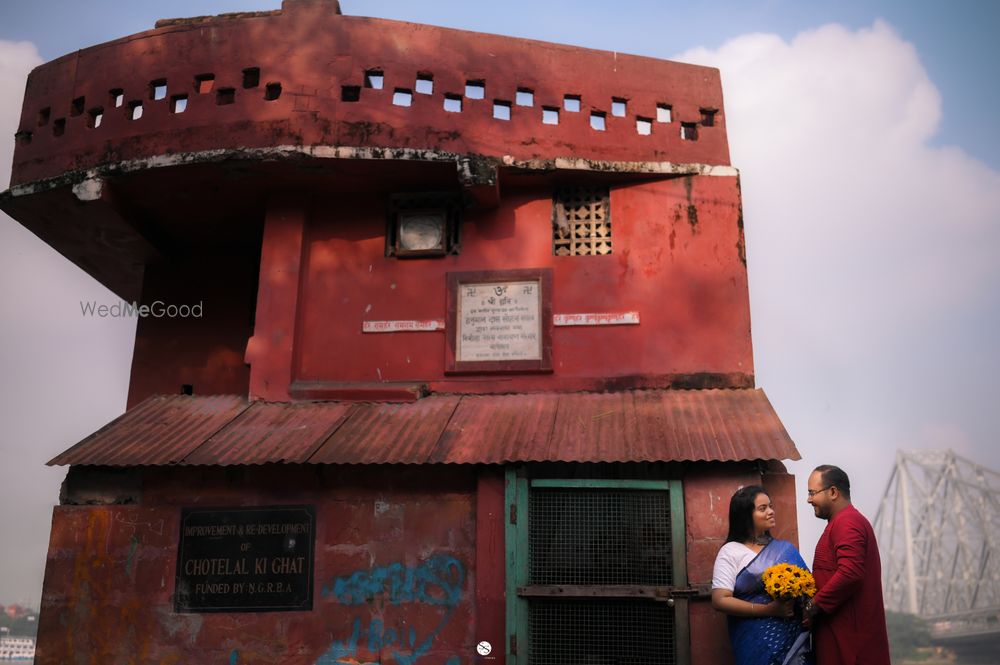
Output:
[{"xmin": 874, "ymin": 450, "xmax": 1000, "ymax": 639}]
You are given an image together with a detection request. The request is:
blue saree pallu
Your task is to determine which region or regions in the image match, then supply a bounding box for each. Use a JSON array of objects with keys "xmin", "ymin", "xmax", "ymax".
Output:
[{"xmin": 728, "ymin": 539, "xmax": 813, "ymax": 665}]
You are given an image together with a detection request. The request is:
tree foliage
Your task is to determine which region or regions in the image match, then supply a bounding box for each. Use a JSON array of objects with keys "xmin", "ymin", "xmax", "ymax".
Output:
[
  {"xmin": 0, "ymin": 609, "xmax": 38, "ymax": 638},
  {"xmin": 886, "ymin": 610, "xmax": 932, "ymax": 661}
]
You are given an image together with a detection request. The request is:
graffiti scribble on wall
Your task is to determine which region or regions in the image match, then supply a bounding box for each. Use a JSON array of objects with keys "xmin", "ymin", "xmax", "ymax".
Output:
[{"xmin": 317, "ymin": 554, "xmax": 465, "ymax": 665}]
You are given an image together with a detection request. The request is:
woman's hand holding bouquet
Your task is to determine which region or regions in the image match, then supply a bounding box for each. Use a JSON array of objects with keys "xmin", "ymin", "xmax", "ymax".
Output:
[{"xmin": 760, "ymin": 563, "xmax": 816, "ymax": 620}]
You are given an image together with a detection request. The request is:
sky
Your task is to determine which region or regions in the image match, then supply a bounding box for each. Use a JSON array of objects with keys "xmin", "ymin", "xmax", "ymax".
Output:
[{"xmin": 1, "ymin": 0, "xmax": 999, "ymax": 606}]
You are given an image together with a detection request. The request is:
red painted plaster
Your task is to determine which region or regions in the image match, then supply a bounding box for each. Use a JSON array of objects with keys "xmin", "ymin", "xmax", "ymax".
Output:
[
  {"xmin": 475, "ymin": 470, "xmax": 506, "ymax": 665},
  {"xmin": 127, "ymin": 255, "xmax": 257, "ymax": 407},
  {"xmin": 38, "ymin": 466, "xmax": 478, "ymax": 665},
  {"xmin": 247, "ymin": 175, "xmax": 751, "ymax": 400},
  {"xmin": 245, "ymin": 195, "xmax": 308, "ymax": 402},
  {"xmin": 10, "ymin": 2, "xmax": 728, "ymax": 188},
  {"xmin": 39, "ymin": 464, "xmax": 800, "ymax": 665}
]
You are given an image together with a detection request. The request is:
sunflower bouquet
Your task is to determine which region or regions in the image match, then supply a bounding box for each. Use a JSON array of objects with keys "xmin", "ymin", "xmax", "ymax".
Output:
[{"xmin": 762, "ymin": 563, "xmax": 816, "ymax": 600}]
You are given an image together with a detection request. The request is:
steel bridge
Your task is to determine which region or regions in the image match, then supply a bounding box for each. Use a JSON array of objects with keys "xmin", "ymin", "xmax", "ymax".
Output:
[{"xmin": 874, "ymin": 449, "xmax": 1000, "ymax": 661}]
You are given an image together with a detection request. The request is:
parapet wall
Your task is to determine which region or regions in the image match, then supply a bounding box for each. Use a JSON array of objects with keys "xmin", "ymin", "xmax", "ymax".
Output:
[{"xmin": 9, "ymin": 0, "xmax": 730, "ymax": 188}]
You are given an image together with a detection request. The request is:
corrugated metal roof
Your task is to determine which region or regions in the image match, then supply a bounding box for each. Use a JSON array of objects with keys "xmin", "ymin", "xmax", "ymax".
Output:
[
  {"xmin": 434, "ymin": 393, "xmax": 560, "ymax": 464},
  {"xmin": 48, "ymin": 389, "xmax": 799, "ymax": 466},
  {"xmin": 310, "ymin": 396, "xmax": 462, "ymax": 464},
  {"xmin": 48, "ymin": 394, "xmax": 249, "ymax": 466},
  {"xmin": 186, "ymin": 401, "xmax": 355, "ymax": 465}
]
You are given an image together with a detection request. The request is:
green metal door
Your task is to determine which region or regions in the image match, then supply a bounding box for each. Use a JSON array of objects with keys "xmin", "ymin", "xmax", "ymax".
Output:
[{"xmin": 506, "ymin": 472, "xmax": 691, "ymax": 665}]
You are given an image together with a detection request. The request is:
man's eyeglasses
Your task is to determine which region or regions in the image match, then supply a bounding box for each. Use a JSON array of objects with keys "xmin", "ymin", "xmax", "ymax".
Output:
[{"xmin": 807, "ymin": 486, "xmax": 833, "ymax": 497}]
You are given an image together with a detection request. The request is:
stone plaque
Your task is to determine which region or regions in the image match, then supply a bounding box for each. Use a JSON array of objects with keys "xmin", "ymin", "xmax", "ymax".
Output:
[
  {"xmin": 445, "ymin": 268, "xmax": 553, "ymax": 373},
  {"xmin": 457, "ymin": 280, "xmax": 541, "ymax": 362},
  {"xmin": 175, "ymin": 505, "xmax": 315, "ymax": 613}
]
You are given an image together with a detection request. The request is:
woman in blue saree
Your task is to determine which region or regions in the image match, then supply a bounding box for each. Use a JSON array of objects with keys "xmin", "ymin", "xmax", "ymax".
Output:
[{"xmin": 711, "ymin": 485, "xmax": 812, "ymax": 665}]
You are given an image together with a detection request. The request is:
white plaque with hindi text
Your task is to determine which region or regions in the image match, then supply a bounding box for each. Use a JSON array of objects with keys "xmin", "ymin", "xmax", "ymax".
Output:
[{"xmin": 457, "ymin": 281, "xmax": 541, "ymax": 362}]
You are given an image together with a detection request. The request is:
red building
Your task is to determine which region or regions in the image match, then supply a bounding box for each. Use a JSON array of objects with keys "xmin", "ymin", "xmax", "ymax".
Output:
[{"xmin": 1, "ymin": 2, "xmax": 801, "ymax": 663}]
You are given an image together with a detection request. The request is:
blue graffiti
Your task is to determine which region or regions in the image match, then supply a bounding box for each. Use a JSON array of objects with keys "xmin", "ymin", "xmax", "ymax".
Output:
[
  {"xmin": 322, "ymin": 554, "xmax": 464, "ymax": 608},
  {"xmin": 317, "ymin": 555, "xmax": 465, "ymax": 665},
  {"xmin": 317, "ymin": 612, "xmax": 456, "ymax": 665}
]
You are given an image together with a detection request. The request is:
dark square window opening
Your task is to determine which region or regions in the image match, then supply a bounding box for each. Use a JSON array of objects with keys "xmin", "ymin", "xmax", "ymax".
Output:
[
  {"xmin": 364, "ymin": 69, "xmax": 384, "ymax": 89},
  {"xmin": 341, "ymin": 85, "xmax": 361, "ymax": 102},
  {"xmin": 150, "ymin": 79, "xmax": 168, "ymax": 101},
  {"xmin": 171, "ymin": 95, "xmax": 188, "ymax": 114},
  {"xmin": 195, "ymin": 74, "xmax": 215, "ymax": 94},
  {"xmin": 87, "ymin": 107, "xmax": 104, "ymax": 129},
  {"xmin": 243, "ymin": 67, "xmax": 261, "ymax": 89},
  {"xmin": 385, "ymin": 192, "xmax": 463, "ymax": 258},
  {"xmin": 216, "ymin": 88, "xmax": 236, "ymax": 106}
]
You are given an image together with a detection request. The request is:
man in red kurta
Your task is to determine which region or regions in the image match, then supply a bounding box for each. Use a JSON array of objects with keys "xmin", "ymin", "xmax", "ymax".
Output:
[{"xmin": 803, "ymin": 465, "xmax": 891, "ymax": 665}]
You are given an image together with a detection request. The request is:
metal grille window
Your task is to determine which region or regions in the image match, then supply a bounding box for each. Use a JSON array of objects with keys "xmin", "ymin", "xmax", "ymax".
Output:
[
  {"xmin": 553, "ymin": 186, "xmax": 612, "ymax": 256},
  {"xmin": 530, "ymin": 599, "xmax": 674, "ymax": 665},
  {"xmin": 507, "ymin": 476, "xmax": 690, "ymax": 665},
  {"xmin": 529, "ymin": 488, "xmax": 672, "ymax": 586}
]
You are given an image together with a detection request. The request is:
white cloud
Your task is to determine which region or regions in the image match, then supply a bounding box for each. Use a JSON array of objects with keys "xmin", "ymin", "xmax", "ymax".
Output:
[
  {"xmin": 0, "ymin": 40, "xmax": 43, "ymax": 188},
  {"xmin": 0, "ymin": 40, "xmax": 135, "ymax": 605},
  {"xmin": 676, "ymin": 22, "xmax": 1000, "ymax": 560},
  {"xmin": 682, "ymin": 22, "xmax": 999, "ymax": 331}
]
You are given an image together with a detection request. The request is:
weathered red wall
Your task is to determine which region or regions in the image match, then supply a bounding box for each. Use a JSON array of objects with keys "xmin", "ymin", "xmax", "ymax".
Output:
[
  {"xmin": 247, "ymin": 174, "xmax": 751, "ymax": 400},
  {"xmin": 38, "ymin": 463, "xmax": 798, "ymax": 665},
  {"xmin": 37, "ymin": 466, "xmax": 478, "ymax": 665},
  {"xmin": 127, "ymin": 254, "xmax": 258, "ymax": 407},
  {"xmin": 10, "ymin": 1, "xmax": 728, "ymax": 189},
  {"xmin": 6, "ymin": 0, "xmax": 748, "ymax": 404}
]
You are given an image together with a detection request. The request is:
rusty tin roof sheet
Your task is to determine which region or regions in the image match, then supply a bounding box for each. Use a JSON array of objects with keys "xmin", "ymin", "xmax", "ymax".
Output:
[
  {"xmin": 48, "ymin": 394, "xmax": 249, "ymax": 466},
  {"xmin": 185, "ymin": 400, "xmax": 355, "ymax": 465},
  {"xmin": 48, "ymin": 389, "xmax": 799, "ymax": 466}
]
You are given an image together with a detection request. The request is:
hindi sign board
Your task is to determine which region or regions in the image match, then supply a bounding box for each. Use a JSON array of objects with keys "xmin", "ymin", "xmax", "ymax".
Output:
[
  {"xmin": 446, "ymin": 269, "xmax": 552, "ymax": 373},
  {"xmin": 175, "ymin": 505, "xmax": 315, "ymax": 613},
  {"xmin": 458, "ymin": 281, "xmax": 541, "ymax": 361}
]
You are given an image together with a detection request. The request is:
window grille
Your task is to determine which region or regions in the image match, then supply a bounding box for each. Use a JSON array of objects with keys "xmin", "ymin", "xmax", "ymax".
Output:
[
  {"xmin": 553, "ymin": 186, "xmax": 611, "ymax": 256},
  {"xmin": 507, "ymin": 475, "xmax": 687, "ymax": 665},
  {"xmin": 529, "ymin": 488, "xmax": 672, "ymax": 586},
  {"xmin": 529, "ymin": 598, "xmax": 675, "ymax": 665}
]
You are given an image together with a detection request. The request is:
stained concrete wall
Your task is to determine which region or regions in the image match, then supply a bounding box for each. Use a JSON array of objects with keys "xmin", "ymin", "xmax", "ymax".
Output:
[
  {"xmin": 38, "ymin": 462, "xmax": 799, "ymax": 665},
  {"xmin": 40, "ymin": 465, "xmax": 478, "ymax": 664},
  {"xmin": 126, "ymin": 254, "xmax": 259, "ymax": 407},
  {"xmin": 247, "ymin": 175, "xmax": 751, "ymax": 401},
  {"xmin": 10, "ymin": 1, "xmax": 729, "ymax": 188}
]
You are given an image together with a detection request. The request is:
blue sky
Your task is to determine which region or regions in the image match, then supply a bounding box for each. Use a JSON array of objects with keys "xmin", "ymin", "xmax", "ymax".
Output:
[{"xmin": 1, "ymin": 0, "xmax": 999, "ymax": 606}]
